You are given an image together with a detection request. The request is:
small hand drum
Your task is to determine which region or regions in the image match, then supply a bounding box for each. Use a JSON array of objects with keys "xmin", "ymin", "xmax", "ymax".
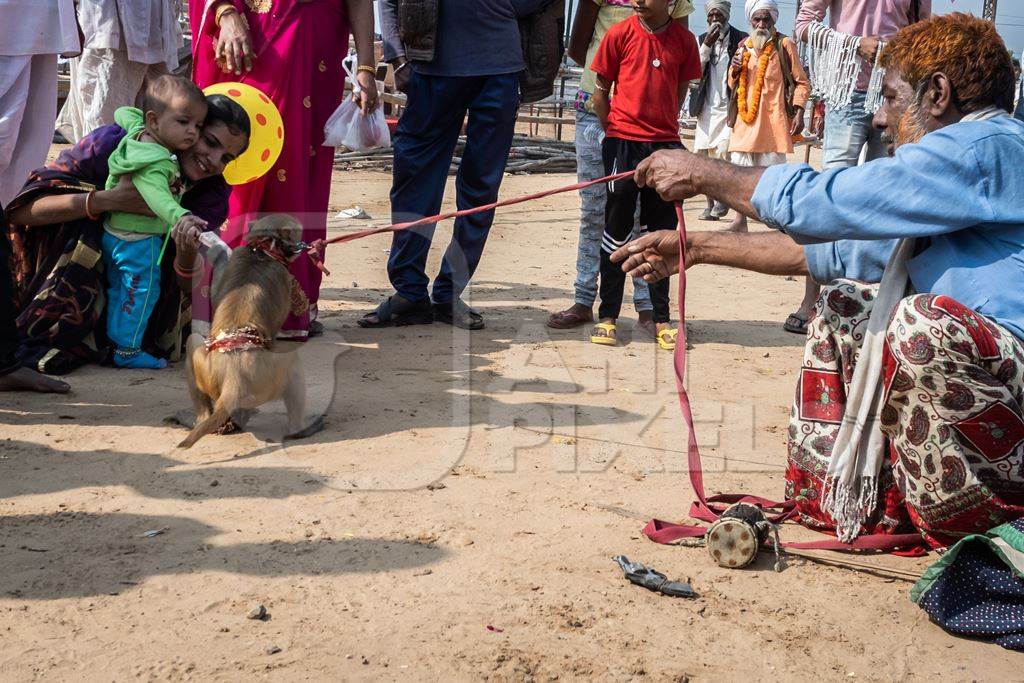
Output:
[{"xmin": 706, "ymin": 503, "xmax": 770, "ymax": 569}]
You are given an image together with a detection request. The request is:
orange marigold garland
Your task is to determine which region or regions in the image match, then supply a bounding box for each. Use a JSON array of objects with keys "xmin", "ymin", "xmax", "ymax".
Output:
[{"xmin": 737, "ymin": 38, "xmax": 775, "ymax": 125}]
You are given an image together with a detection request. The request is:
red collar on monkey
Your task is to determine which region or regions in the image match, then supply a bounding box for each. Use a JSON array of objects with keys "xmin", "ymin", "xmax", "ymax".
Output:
[{"xmin": 247, "ymin": 235, "xmax": 304, "ymax": 269}]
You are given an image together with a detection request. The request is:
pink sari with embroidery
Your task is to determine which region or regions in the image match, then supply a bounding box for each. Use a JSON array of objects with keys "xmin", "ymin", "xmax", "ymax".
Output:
[{"xmin": 190, "ymin": 0, "xmax": 349, "ymax": 338}]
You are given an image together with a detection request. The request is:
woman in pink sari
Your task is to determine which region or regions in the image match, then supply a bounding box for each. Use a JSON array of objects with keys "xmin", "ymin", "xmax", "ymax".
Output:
[{"xmin": 189, "ymin": 0, "xmax": 378, "ymax": 339}]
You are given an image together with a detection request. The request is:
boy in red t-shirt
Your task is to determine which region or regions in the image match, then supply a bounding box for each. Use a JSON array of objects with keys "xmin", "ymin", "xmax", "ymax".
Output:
[{"xmin": 589, "ymin": 0, "xmax": 701, "ymax": 350}]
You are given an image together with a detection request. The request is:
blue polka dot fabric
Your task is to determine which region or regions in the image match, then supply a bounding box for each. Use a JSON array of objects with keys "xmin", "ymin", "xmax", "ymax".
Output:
[{"xmin": 913, "ymin": 518, "xmax": 1024, "ymax": 651}]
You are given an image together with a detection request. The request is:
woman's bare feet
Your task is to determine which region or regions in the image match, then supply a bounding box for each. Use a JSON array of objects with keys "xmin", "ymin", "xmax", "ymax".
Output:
[{"xmin": 0, "ymin": 367, "xmax": 70, "ymax": 393}]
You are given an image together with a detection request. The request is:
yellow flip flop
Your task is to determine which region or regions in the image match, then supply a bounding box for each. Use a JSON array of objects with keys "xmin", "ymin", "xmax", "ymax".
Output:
[
  {"xmin": 657, "ymin": 327, "xmax": 678, "ymax": 351},
  {"xmin": 590, "ymin": 322, "xmax": 617, "ymax": 346}
]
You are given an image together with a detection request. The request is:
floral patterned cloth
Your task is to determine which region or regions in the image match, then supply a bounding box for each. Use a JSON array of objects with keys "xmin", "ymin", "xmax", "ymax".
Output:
[{"xmin": 787, "ymin": 279, "xmax": 1024, "ymax": 548}]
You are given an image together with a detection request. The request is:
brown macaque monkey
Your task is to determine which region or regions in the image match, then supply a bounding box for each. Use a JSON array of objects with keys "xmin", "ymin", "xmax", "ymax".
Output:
[{"xmin": 178, "ymin": 214, "xmax": 322, "ymax": 448}]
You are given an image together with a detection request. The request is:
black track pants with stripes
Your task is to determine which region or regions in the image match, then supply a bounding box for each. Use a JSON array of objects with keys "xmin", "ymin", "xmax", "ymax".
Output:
[{"xmin": 598, "ymin": 136, "xmax": 681, "ymax": 323}]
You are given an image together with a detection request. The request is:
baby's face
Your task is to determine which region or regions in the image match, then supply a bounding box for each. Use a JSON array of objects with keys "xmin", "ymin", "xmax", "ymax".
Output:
[{"xmin": 149, "ymin": 95, "xmax": 208, "ymax": 151}]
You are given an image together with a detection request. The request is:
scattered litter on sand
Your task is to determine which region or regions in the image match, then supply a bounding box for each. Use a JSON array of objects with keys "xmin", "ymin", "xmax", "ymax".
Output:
[{"xmin": 335, "ymin": 205, "xmax": 372, "ymax": 220}]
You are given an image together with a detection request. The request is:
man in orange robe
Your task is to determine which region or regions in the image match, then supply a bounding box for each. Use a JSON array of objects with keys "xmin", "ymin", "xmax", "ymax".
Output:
[{"xmin": 725, "ymin": 0, "xmax": 809, "ymax": 233}]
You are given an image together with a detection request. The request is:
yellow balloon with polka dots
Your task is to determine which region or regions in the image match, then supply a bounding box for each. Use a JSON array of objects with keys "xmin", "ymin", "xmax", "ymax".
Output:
[{"xmin": 202, "ymin": 82, "xmax": 284, "ymax": 186}]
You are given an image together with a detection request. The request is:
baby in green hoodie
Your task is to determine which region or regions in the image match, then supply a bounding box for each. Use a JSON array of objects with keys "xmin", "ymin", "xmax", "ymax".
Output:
[{"xmin": 102, "ymin": 75, "xmax": 210, "ymax": 369}]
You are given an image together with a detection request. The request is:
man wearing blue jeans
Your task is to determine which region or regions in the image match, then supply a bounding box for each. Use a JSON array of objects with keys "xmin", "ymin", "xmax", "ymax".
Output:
[
  {"xmin": 363, "ymin": 0, "xmax": 553, "ymax": 330},
  {"xmin": 821, "ymin": 89, "xmax": 888, "ymax": 168}
]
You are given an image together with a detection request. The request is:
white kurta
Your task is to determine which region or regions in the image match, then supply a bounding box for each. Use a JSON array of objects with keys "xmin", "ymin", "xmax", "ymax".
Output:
[
  {"xmin": 0, "ymin": 0, "xmax": 79, "ymax": 57},
  {"xmin": 57, "ymin": 1, "xmax": 185, "ymax": 143},
  {"xmin": 693, "ymin": 38, "xmax": 732, "ymax": 155},
  {"xmin": 0, "ymin": 56, "xmax": 58, "ymax": 206},
  {"xmin": 79, "ymin": 0, "xmax": 184, "ymax": 69},
  {"xmin": 0, "ymin": 0, "xmax": 79, "ymax": 205}
]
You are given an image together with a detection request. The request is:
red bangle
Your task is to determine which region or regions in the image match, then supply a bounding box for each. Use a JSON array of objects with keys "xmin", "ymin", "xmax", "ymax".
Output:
[{"xmin": 84, "ymin": 190, "xmax": 99, "ymax": 221}]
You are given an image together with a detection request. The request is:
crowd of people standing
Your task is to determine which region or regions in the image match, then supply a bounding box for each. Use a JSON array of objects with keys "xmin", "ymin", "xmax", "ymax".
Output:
[
  {"xmin": 0, "ymin": 0, "xmax": 989, "ymax": 381},
  {"xmin": 0, "ymin": 0, "xmax": 1014, "ymax": 381},
  {"xmin": 547, "ymin": 0, "xmax": 922, "ymax": 340}
]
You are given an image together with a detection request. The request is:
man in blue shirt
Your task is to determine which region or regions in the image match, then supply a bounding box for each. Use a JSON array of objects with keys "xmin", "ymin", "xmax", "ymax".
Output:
[
  {"xmin": 613, "ymin": 13, "xmax": 1024, "ymax": 547},
  {"xmin": 364, "ymin": 0, "xmax": 555, "ymax": 331}
]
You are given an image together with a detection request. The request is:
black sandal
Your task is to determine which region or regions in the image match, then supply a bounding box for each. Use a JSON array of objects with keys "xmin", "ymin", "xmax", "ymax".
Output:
[
  {"xmin": 783, "ymin": 311, "xmax": 809, "ymax": 335},
  {"xmin": 432, "ymin": 300, "xmax": 484, "ymax": 330},
  {"xmin": 357, "ymin": 295, "xmax": 434, "ymax": 328}
]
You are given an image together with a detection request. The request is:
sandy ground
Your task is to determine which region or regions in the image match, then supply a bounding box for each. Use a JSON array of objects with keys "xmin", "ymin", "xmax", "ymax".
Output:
[{"xmin": 1, "ymin": 153, "xmax": 1020, "ymax": 681}]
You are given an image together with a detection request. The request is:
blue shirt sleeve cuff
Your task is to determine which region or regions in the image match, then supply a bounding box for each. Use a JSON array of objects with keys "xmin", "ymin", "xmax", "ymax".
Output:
[{"xmin": 750, "ymin": 162, "xmax": 813, "ymax": 232}]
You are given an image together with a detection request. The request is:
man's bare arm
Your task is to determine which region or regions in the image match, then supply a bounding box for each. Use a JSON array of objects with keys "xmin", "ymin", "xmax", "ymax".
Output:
[
  {"xmin": 691, "ymin": 230, "xmax": 809, "ymax": 275},
  {"xmin": 611, "ymin": 229, "xmax": 809, "ymax": 283},
  {"xmin": 567, "ymin": 0, "xmax": 599, "ymax": 66},
  {"xmin": 592, "ymin": 75, "xmax": 612, "ymax": 130}
]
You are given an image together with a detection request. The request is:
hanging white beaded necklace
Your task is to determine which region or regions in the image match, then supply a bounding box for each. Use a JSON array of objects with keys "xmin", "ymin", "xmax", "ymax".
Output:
[
  {"xmin": 638, "ymin": 15, "xmax": 672, "ymax": 69},
  {"xmin": 804, "ymin": 20, "xmax": 887, "ymax": 112}
]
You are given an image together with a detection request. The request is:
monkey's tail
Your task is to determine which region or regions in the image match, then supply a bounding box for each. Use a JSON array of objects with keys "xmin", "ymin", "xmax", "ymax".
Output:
[{"xmin": 177, "ymin": 400, "xmax": 233, "ymax": 449}]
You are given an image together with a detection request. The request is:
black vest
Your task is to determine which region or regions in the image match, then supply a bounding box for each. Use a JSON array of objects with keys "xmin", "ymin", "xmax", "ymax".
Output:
[{"xmin": 689, "ymin": 25, "xmax": 748, "ymax": 118}]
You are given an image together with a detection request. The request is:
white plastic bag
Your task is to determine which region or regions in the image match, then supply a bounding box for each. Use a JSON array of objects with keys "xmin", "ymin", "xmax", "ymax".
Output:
[{"xmin": 323, "ymin": 52, "xmax": 390, "ymax": 151}]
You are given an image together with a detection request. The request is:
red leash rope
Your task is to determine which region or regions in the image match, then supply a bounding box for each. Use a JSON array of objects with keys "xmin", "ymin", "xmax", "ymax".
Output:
[
  {"xmin": 640, "ymin": 204, "xmax": 798, "ymax": 544},
  {"xmin": 641, "ymin": 204, "xmax": 925, "ymax": 554},
  {"xmin": 297, "ymin": 165, "xmax": 923, "ymax": 554},
  {"xmin": 304, "ymin": 171, "xmax": 636, "ymax": 275}
]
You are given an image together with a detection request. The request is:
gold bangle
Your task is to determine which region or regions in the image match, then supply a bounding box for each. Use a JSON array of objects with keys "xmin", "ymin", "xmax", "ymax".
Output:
[
  {"xmin": 215, "ymin": 3, "xmax": 239, "ymax": 27},
  {"xmin": 356, "ymin": 65, "xmax": 377, "ymax": 75},
  {"xmin": 84, "ymin": 190, "xmax": 100, "ymax": 221}
]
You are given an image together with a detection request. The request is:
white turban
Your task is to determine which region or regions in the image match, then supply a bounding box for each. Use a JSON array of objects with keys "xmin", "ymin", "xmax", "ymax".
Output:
[
  {"xmin": 706, "ymin": 0, "xmax": 731, "ymax": 21},
  {"xmin": 744, "ymin": 0, "xmax": 779, "ymax": 24}
]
